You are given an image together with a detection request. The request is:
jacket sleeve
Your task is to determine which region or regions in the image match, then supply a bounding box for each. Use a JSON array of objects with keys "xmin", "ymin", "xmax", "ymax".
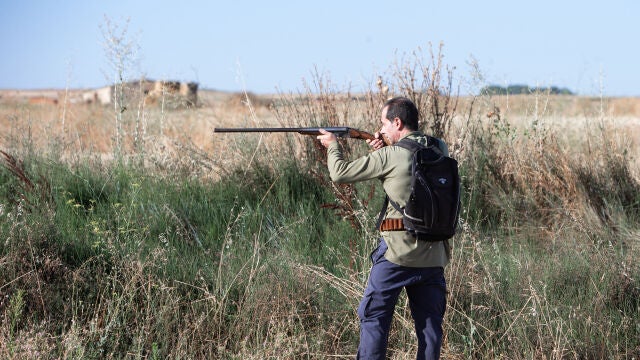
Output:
[{"xmin": 326, "ymin": 142, "xmax": 391, "ymax": 183}]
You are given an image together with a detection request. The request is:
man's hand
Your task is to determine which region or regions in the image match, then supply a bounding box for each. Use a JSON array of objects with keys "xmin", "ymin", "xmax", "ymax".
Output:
[
  {"xmin": 317, "ymin": 128, "xmax": 337, "ymax": 148},
  {"xmin": 366, "ymin": 132, "xmax": 386, "ymax": 150}
]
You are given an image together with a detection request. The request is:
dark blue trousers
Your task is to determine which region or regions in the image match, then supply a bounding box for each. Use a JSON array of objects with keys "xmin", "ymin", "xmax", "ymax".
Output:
[{"xmin": 357, "ymin": 239, "xmax": 446, "ymax": 360}]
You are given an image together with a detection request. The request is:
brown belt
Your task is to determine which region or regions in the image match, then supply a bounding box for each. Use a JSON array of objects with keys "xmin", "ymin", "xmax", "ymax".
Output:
[{"xmin": 379, "ymin": 218, "xmax": 405, "ymax": 231}]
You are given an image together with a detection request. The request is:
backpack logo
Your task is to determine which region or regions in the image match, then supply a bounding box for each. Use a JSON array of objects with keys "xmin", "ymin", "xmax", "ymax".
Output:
[{"xmin": 438, "ymin": 177, "xmax": 448, "ymax": 185}]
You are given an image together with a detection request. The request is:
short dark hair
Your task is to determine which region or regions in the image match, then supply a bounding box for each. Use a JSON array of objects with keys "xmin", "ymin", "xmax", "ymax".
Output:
[{"xmin": 383, "ymin": 97, "xmax": 419, "ymax": 130}]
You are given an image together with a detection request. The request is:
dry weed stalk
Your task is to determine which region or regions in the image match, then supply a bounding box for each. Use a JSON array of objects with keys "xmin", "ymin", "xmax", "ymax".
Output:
[
  {"xmin": 101, "ymin": 16, "xmax": 140, "ymax": 161},
  {"xmin": 391, "ymin": 42, "xmax": 459, "ymax": 140}
]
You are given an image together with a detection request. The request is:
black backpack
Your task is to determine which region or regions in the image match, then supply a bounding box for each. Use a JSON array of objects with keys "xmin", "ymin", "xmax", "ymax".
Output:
[{"xmin": 377, "ymin": 137, "xmax": 461, "ymax": 241}]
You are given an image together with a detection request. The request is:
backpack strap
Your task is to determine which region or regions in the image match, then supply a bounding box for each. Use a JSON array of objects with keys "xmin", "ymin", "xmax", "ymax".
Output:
[{"xmin": 375, "ymin": 196, "xmax": 389, "ymax": 230}]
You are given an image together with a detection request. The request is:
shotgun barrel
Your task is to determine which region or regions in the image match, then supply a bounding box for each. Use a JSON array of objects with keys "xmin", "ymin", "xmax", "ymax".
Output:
[{"xmin": 213, "ymin": 126, "xmax": 377, "ymax": 141}]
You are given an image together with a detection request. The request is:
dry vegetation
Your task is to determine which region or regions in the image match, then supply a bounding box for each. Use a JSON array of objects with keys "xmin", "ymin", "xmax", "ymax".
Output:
[
  {"xmin": 1, "ymin": 51, "xmax": 639, "ymax": 358},
  {"xmin": 4, "ymin": 19, "xmax": 640, "ymax": 357},
  {"xmin": 2, "ymin": 90, "xmax": 639, "ymax": 173}
]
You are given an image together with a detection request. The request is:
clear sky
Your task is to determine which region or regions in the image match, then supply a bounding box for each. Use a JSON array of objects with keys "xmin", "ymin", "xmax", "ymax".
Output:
[{"xmin": 1, "ymin": 0, "xmax": 638, "ymax": 96}]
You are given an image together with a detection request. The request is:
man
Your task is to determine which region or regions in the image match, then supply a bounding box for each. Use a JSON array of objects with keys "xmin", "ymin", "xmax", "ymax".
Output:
[{"xmin": 317, "ymin": 97, "xmax": 449, "ymax": 360}]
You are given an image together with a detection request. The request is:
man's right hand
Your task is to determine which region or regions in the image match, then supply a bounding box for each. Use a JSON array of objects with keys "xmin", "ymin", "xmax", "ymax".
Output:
[{"xmin": 366, "ymin": 132, "xmax": 386, "ymax": 150}]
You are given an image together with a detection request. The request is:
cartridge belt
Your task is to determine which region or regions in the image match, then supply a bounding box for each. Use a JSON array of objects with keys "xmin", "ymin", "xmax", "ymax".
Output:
[{"xmin": 379, "ymin": 218, "xmax": 405, "ymax": 231}]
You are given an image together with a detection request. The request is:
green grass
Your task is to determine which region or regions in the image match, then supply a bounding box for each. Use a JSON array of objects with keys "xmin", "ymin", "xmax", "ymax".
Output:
[
  {"xmin": 1, "ymin": 145, "xmax": 638, "ymax": 358},
  {"xmin": 0, "ymin": 155, "xmax": 371, "ymax": 357}
]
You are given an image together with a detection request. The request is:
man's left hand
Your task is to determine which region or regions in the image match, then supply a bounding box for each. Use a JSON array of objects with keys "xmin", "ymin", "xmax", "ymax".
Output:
[{"xmin": 317, "ymin": 129, "xmax": 337, "ymax": 148}]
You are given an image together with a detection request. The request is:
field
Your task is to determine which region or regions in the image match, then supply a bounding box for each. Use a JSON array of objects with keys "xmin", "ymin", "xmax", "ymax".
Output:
[
  {"xmin": 2, "ymin": 88, "xmax": 639, "ymax": 173},
  {"xmin": 1, "ymin": 69, "xmax": 639, "ymax": 359}
]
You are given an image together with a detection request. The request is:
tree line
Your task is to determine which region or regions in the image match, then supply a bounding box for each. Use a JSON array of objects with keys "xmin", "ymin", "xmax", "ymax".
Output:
[{"xmin": 480, "ymin": 84, "xmax": 574, "ymax": 95}]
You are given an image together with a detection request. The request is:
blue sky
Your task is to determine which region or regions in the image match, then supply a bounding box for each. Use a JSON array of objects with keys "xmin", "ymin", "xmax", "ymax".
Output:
[{"xmin": 1, "ymin": 0, "xmax": 638, "ymax": 96}]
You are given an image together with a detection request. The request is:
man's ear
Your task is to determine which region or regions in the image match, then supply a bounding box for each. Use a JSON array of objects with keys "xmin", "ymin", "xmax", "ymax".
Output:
[{"xmin": 393, "ymin": 117, "xmax": 403, "ymax": 129}]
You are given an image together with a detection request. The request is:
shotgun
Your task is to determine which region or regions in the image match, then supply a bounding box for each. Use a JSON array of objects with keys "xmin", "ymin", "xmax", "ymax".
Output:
[{"xmin": 213, "ymin": 126, "xmax": 385, "ymax": 143}]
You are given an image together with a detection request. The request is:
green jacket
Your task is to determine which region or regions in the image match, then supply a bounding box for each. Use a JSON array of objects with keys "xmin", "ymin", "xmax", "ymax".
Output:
[{"xmin": 326, "ymin": 131, "xmax": 449, "ymax": 268}]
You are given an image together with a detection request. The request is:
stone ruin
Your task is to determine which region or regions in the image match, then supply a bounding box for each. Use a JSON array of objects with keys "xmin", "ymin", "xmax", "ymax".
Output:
[{"xmin": 83, "ymin": 79, "xmax": 198, "ymax": 108}]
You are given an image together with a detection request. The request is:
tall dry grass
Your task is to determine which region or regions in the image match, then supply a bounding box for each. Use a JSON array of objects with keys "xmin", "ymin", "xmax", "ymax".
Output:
[{"xmin": 1, "ymin": 41, "xmax": 639, "ymax": 358}]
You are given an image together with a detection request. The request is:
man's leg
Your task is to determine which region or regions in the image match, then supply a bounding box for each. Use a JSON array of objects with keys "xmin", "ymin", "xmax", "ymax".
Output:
[
  {"xmin": 406, "ymin": 267, "xmax": 447, "ymax": 360},
  {"xmin": 357, "ymin": 240, "xmax": 403, "ymax": 359}
]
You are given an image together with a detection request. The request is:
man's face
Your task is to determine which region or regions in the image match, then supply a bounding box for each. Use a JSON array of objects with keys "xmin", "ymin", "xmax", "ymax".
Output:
[{"xmin": 379, "ymin": 106, "xmax": 401, "ymax": 144}]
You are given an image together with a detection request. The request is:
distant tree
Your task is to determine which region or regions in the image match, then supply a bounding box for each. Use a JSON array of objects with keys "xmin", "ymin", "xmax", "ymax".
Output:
[{"xmin": 480, "ymin": 84, "xmax": 574, "ymax": 95}]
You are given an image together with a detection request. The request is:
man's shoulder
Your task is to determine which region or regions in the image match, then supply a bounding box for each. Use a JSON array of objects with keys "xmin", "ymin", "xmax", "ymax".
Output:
[
  {"xmin": 400, "ymin": 133, "xmax": 449, "ymax": 156},
  {"xmin": 398, "ymin": 132, "xmax": 431, "ymax": 148}
]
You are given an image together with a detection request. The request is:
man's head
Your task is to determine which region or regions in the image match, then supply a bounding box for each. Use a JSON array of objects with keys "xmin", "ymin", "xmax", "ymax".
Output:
[
  {"xmin": 379, "ymin": 97, "xmax": 419, "ymax": 144},
  {"xmin": 383, "ymin": 97, "xmax": 419, "ymax": 130}
]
